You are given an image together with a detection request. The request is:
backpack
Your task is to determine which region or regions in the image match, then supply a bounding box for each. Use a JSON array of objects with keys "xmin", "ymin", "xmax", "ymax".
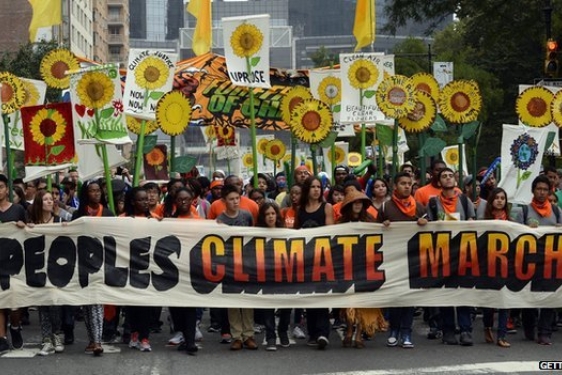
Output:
[
  {"xmin": 521, "ymin": 203, "xmax": 561, "ymax": 223},
  {"xmin": 428, "ymin": 195, "xmax": 470, "ymax": 220}
]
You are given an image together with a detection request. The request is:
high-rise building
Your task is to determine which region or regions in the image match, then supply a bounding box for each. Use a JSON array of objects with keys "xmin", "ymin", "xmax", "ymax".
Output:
[
  {"xmin": 106, "ymin": 0, "xmax": 130, "ymax": 64},
  {"xmin": 129, "ymin": 0, "xmax": 178, "ymax": 50}
]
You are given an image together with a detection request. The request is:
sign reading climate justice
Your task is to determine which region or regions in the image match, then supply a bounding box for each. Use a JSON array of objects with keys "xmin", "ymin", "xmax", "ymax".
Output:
[{"xmin": 1, "ymin": 218, "xmax": 562, "ymax": 309}]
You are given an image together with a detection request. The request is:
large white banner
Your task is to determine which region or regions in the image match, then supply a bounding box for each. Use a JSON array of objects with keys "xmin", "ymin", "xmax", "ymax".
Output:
[
  {"xmin": 1, "ymin": 218, "xmax": 562, "ymax": 309},
  {"xmin": 222, "ymin": 14, "xmax": 271, "ymax": 89},
  {"xmin": 498, "ymin": 124, "xmax": 549, "ymax": 204},
  {"xmin": 123, "ymin": 49, "xmax": 178, "ymax": 120},
  {"xmin": 340, "ymin": 53, "xmax": 394, "ymax": 124}
]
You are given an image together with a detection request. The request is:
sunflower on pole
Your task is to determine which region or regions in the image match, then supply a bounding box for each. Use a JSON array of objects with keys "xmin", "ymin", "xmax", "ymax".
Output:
[
  {"xmin": 222, "ymin": 14, "xmax": 271, "ymax": 188},
  {"xmin": 122, "ymin": 49, "xmax": 179, "ymax": 187}
]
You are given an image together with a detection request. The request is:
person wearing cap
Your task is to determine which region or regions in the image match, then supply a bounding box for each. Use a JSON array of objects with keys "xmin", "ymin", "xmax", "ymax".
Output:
[
  {"xmin": 212, "ymin": 170, "xmax": 226, "ymax": 181},
  {"xmin": 377, "ymin": 172, "xmax": 428, "ymax": 349},
  {"xmin": 209, "ymin": 179, "xmax": 224, "ymax": 203},
  {"xmin": 280, "ymin": 166, "xmax": 311, "ymax": 209},
  {"xmin": 333, "ymin": 165, "xmax": 349, "ymax": 186}
]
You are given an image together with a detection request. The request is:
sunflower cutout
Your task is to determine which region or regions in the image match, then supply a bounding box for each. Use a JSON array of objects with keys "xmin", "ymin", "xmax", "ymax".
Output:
[
  {"xmin": 40, "ymin": 49, "xmax": 79, "ymax": 89},
  {"xmin": 328, "ymin": 146, "xmax": 345, "ymax": 164},
  {"xmin": 410, "ymin": 72, "xmax": 440, "ymax": 102},
  {"xmin": 230, "ymin": 23, "xmax": 264, "ymax": 58},
  {"xmin": 317, "ymin": 76, "xmax": 341, "ymax": 106},
  {"xmin": 348, "ymin": 152, "xmax": 362, "ymax": 167},
  {"xmin": 280, "ymin": 86, "xmax": 312, "ymax": 124},
  {"xmin": 398, "ymin": 92, "xmax": 437, "ymax": 133},
  {"xmin": 29, "ymin": 108, "xmax": 66, "ymax": 146},
  {"xmin": 0, "ymin": 72, "xmax": 25, "ymax": 114},
  {"xmin": 516, "ymin": 86, "xmax": 553, "ymax": 128},
  {"xmin": 134, "ymin": 56, "xmax": 170, "ymax": 90},
  {"xmin": 257, "ymin": 138, "xmax": 269, "ymax": 155},
  {"xmin": 444, "ymin": 148, "xmax": 460, "ymax": 167},
  {"xmin": 146, "ymin": 147, "xmax": 166, "ymax": 166},
  {"xmin": 204, "ymin": 125, "xmax": 216, "ymax": 141},
  {"xmin": 439, "ymin": 80, "xmax": 482, "ymax": 124},
  {"xmin": 216, "ymin": 125, "xmax": 234, "ymax": 140},
  {"xmin": 76, "ymin": 71, "xmax": 114, "ymax": 110},
  {"xmin": 242, "ymin": 153, "xmax": 255, "ymax": 168},
  {"xmin": 376, "ymin": 75, "xmax": 417, "ymax": 119},
  {"xmin": 156, "ymin": 91, "xmax": 192, "ymax": 136},
  {"xmin": 265, "ymin": 139, "xmax": 286, "ymax": 161},
  {"xmin": 551, "ymin": 90, "xmax": 562, "ymax": 128},
  {"xmin": 348, "ymin": 59, "xmax": 379, "ymax": 90},
  {"xmin": 21, "ymin": 79, "xmax": 40, "ymax": 107},
  {"xmin": 126, "ymin": 116, "xmax": 159, "ymax": 135},
  {"xmin": 290, "ymin": 99, "xmax": 333, "ymax": 144}
]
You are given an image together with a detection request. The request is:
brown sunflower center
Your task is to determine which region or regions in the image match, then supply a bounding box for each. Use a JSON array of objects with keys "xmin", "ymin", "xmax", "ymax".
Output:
[
  {"xmin": 416, "ymin": 83, "xmax": 431, "ymax": 95},
  {"xmin": 301, "ymin": 111, "xmax": 321, "ymax": 131},
  {"xmin": 407, "ymin": 102, "xmax": 426, "ymax": 122},
  {"xmin": 239, "ymin": 33, "xmax": 255, "ymax": 50},
  {"xmin": 449, "ymin": 153, "xmax": 458, "ymax": 162},
  {"xmin": 355, "ymin": 67, "xmax": 371, "ymax": 83},
  {"xmin": 450, "ymin": 92, "xmax": 470, "ymax": 112},
  {"xmin": 144, "ymin": 66, "xmax": 161, "ymax": 83},
  {"xmin": 86, "ymin": 82, "xmax": 105, "ymax": 102},
  {"xmin": 40, "ymin": 118, "xmax": 57, "ymax": 138},
  {"xmin": 0, "ymin": 84, "xmax": 14, "ymax": 103},
  {"xmin": 527, "ymin": 97, "xmax": 547, "ymax": 117},
  {"xmin": 289, "ymin": 97, "xmax": 304, "ymax": 112},
  {"xmin": 387, "ymin": 87, "xmax": 406, "ymax": 106},
  {"xmin": 51, "ymin": 61, "xmax": 69, "ymax": 80},
  {"xmin": 270, "ymin": 145, "xmax": 281, "ymax": 155}
]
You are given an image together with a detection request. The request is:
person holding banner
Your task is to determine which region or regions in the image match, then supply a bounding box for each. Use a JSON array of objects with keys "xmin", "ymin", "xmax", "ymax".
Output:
[
  {"xmin": 426, "ymin": 168, "xmax": 476, "ymax": 346},
  {"xmin": 478, "ymin": 187, "xmax": 511, "ymax": 348},
  {"xmin": 515, "ymin": 175, "xmax": 562, "ymax": 346},
  {"xmin": 294, "ymin": 176, "xmax": 334, "ymax": 350},
  {"xmin": 71, "ymin": 180, "xmax": 115, "ymax": 356},
  {"xmin": 0, "ymin": 174, "xmax": 27, "ymax": 354},
  {"xmin": 378, "ymin": 172, "xmax": 428, "ymax": 349}
]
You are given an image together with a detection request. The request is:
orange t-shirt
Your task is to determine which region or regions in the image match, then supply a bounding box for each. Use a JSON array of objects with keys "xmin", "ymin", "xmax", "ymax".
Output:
[
  {"xmin": 153, "ymin": 203, "xmax": 198, "ymax": 218},
  {"xmin": 207, "ymin": 196, "xmax": 259, "ymax": 223},
  {"xmin": 414, "ymin": 184, "xmax": 462, "ymax": 206}
]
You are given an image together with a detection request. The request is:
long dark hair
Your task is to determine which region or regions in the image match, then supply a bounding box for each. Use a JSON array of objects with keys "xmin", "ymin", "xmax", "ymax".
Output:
[
  {"xmin": 123, "ymin": 186, "xmax": 150, "ymax": 217},
  {"xmin": 163, "ymin": 178, "xmax": 184, "ymax": 217},
  {"xmin": 338, "ymin": 199, "xmax": 375, "ymax": 224},
  {"xmin": 73, "ymin": 179, "xmax": 107, "ymax": 219},
  {"xmin": 484, "ymin": 187, "xmax": 509, "ymax": 220},
  {"xmin": 256, "ymin": 202, "xmax": 284, "ymax": 228},
  {"xmin": 299, "ymin": 176, "xmax": 323, "ymax": 208},
  {"xmin": 29, "ymin": 190, "xmax": 54, "ymax": 224}
]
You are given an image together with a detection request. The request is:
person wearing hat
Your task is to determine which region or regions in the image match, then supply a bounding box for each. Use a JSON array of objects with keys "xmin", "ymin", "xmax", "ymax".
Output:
[
  {"xmin": 209, "ymin": 179, "xmax": 224, "ymax": 203},
  {"xmin": 377, "ymin": 172, "xmax": 428, "ymax": 349},
  {"xmin": 338, "ymin": 190, "xmax": 376, "ymax": 223},
  {"xmin": 333, "ymin": 165, "xmax": 349, "ymax": 186}
]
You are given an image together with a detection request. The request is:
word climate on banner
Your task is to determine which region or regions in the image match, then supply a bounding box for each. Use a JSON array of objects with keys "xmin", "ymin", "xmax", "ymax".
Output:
[{"xmin": 1, "ymin": 220, "xmax": 562, "ymax": 309}]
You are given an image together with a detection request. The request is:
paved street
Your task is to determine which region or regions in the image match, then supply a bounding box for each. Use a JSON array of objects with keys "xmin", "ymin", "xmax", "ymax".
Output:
[{"xmin": 0, "ymin": 309, "xmax": 557, "ymax": 375}]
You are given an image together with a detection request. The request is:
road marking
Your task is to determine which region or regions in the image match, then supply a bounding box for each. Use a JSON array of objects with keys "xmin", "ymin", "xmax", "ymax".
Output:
[{"xmin": 308, "ymin": 361, "xmax": 540, "ymax": 375}]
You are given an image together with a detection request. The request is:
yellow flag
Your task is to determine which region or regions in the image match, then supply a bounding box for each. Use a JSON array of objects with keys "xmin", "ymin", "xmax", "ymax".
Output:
[
  {"xmin": 353, "ymin": 0, "xmax": 375, "ymax": 52},
  {"xmin": 187, "ymin": 0, "xmax": 212, "ymax": 56},
  {"xmin": 28, "ymin": 0, "xmax": 62, "ymax": 42}
]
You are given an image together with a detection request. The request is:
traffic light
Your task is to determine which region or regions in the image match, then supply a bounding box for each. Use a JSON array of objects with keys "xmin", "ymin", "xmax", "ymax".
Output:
[{"xmin": 545, "ymin": 38, "xmax": 559, "ymax": 77}]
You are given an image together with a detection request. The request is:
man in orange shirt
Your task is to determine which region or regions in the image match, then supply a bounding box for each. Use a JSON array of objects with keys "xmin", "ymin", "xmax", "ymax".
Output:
[{"xmin": 207, "ymin": 175, "xmax": 258, "ymax": 223}]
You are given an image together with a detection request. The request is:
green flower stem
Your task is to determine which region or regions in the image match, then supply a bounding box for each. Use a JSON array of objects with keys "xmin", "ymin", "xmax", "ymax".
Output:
[
  {"xmin": 133, "ymin": 89, "xmax": 150, "ymax": 187},
  {"xmin": 290, "ymin": 132, "xmax": 297, "ymax": 186},
  {"xmin": 331, "ymin": 144, "xmax": 336, "ymax": 185},
  {"xmin": 46, "ymin": 174, "xmax": 52, "ymax": 192},
  {"xmin": 246, "ymin": 57, "xmax": 259, "ymax": 188},
  {"xmin": 360, "ymin": 88, "xmax": 366, "ymax": 161},
  {"xmin": 2, "ymin": 114, "xmax": 13, "ymax": 202},
  {"xmin": 310, "ymin": 144, "xmax": 317, "ymax": 176},
  {"xmin": 170, "ymin": 135, "xmax": 176, "ymax": 173},
  {"xmin": 377, "ymin": 129, "xmax": 384, "ymax": 178},
  {"xmin": 391, "ymin": 119, "xmax": 399, "ymax": 179},
  {"xmin": 101, "ymin": 143, "xmax": 115, "ymax": 214},
  {"xmin": 458, "ymin": 124, "xmax": 464, "ymax": 190}
]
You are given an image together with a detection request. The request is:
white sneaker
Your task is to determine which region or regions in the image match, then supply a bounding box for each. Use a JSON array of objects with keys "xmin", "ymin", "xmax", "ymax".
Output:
[
  {"xmin": 168, "ymin": 331, "xmax": 184, "ymax": 345},
  {"xmin": 292, "ymin": 326, "xmax": 306, "ymax": 339},
  {"xmin": 139, "ymin": 339, "xmax": 152, "ymax": 352},
  {"xmin": 38, "ymin": 341, "xmax": 55, "ymax": 356},
  {"xmin": 52, "ymin": 334, "xmax": 64, "ymax": 353},
  {"xmin": 129, "ymin": 332, "xmax": 139, "ymax": 349},
  {"xmin": 195, "ymin": 326, "xmax": 203, "ymax": 342}
]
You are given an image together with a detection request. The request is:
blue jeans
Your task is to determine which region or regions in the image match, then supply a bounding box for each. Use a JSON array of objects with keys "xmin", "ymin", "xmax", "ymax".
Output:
[
  {"xmin": 483, "ymin": 308, "xmax": 508, "ymax": 338},
  {"xmin": 441, "ymin": 306, "xmax": 472, "ymax": 333},
  {"xmin": 388, "ymin": 307, "xmax": 415, "ymax": 336}
]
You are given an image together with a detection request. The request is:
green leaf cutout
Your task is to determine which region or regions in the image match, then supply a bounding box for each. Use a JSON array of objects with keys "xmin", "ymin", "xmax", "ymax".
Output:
[
  {"xmin": 142, "ymin": 135, "xmax": 158, "ymax": 154},
  {"xmin": 50, "ymin": 145, "xmax": 65, "ymax": 156},
  {"xmin": 461, "ymin": 121, "xmax": 480, "ymax": 140},
  {"xmin": 250, "ymin": 57, "xmax": 261, "ymax": 67},
  {"xmin": 430, "ymin": 114, "xmax": 448, "ymax": 132},
  {"xmin": 544, "ymin": 131, "xmax": 557, "ymax": 152},
  {"xmin": 333, "ymin": 104, "xmax": 341, "ymax": 113},
  {"xmin": 521, "ymin": 171, "xmax": 532, "ymax": 181},
  {"xmin": 375, "ymin": 124, "xmax": 393, "ymax": 146},
  {"xmin": 173, "ymin": 155, "xmax": 198, "ymax": 173},
  {"xmin": 319, "ymin": 131, "xmax": 338, "ymax": 148},
  {"xmin": 421, "ymin": 137, "xmax": 447, "ymax": 157}
]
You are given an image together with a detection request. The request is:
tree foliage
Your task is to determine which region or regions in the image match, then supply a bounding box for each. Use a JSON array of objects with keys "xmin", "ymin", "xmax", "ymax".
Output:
[{"xmin": 309, "ymin": 46, "xmax": 340, "ymax": 68}]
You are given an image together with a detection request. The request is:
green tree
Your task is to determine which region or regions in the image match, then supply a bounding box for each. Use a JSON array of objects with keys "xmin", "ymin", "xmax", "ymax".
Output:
[{"xmin": 309, "ymin": 46, "xmax": 339, "ymax": 68}]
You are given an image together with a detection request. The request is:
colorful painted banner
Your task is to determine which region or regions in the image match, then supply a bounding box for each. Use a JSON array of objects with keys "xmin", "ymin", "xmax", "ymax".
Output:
[
  {"xmin": 144, "ymin": 144, "xmax": 169, "ymax": 180},
  {"xmin": 123, "ymin": 49, "xmax": 178, "ymax": 120},
  {"xmin": 498, "ymin": 124, "xmax": 549, "ymax": 205},
  {"xmin": 1, "ymin": 219, "xmax": 562, "ymax": 309},
  {"xmin": 222, "ymin": 14, "xmax": 271, "ymax": 89},
  {"xmin": 21, "ymin": 102, "xmax": 75, "ymax": 167},
  {"xmin": 69, "ymin": 64, "xmax": 130, "ymax": 144},
  {"xmin": 340, "ymin": 53, "xmax": 395, "ymax": 124}
]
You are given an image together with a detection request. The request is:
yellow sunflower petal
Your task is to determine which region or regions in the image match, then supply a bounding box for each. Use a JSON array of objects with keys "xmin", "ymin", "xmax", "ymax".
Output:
[
  {"xmin": 126, "ymin": 116, "xmax": 159, "ymax": 135},
  {"xmin": 280, "ymin": 86, "xmax": 312, "ymax": 124},
  {"xmin": 242, "ymin": 153, "xmax": 255, "ymax": 168},
  {"xmin": 410, "ymin": 72, "xmax": 440, "ymax": 102},
  {"xmin": 398, "ymin": 91, "xmax": 437, "ymax": 133},
  {"xmin": 348, "ymin": 59, "xmax": 379, "ymax": 90},
  {"xmin": 216, "ymin": 125, "xmax": 234, "ymax": 140},
  {"xmin": 444, "ymin": 148, "xmax": 459, "ymax": 166},
  {"xmin": 551, "ymin": 90, "xmax": 562, "ymax": 128},
  {"xmin": 375, "ymin": 75, "xmax": 417, "ymax": 119},
  {"xmin": 21, "ymin": 79, "xmax": 41, "ymax": 107},
  {"xmin": 29, "ymin": 108, "xmax": 67, "ymax": 146},
  {"xmin": 134, "ymin": 56, "xmax": 170, "ymax": 90},
  {"xmin": 317, "ymin": 76, "xmax": 341, "ymax": 106},
  {"xmin": 348, "ymin": 152, "xmax": 362, "ymax": 167},
  {"xmin": 156, "ymin": 91, "xmax": 192, "ymax": 136},
  {"xmin": 204, "ymin": 125, "xmax": 216, "ymax": 140},
  {"xmin": 0, "ymin": 72, "xmax": 25, "ymax": 114},
  {"xmin": 290, "ymin": 99, "xmax": 333, "ymax": 144},
  {"xmin": 516, "ymin": 86, "xmax": 553, "ymax": 128},
  {"xmin": 439, "ymin": 80, "xmax": 482, "ymax": 124},
  {"xmin": 76, "ymin": 71, "xmax": 114, "ymax": 109},
  {"xmin": 230, "ymin": 23, "xmax": 264, "ymax": 58},
  {"xmin": 265, "ymin": 139, "xmax": 286, "ymax": 161},
  {"xmin": 40, "ymin": 49, "xmax": 80, "ymax": 89},
  {"xmin": 257, "ymin": 138, "xmax": 269, "ymax": 154}
]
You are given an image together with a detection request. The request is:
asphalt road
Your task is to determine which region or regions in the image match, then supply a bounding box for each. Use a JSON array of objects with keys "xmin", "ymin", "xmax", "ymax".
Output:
[{"xmin": 0, "ymin": 309, "xmax": 557, "ymax": 375}]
